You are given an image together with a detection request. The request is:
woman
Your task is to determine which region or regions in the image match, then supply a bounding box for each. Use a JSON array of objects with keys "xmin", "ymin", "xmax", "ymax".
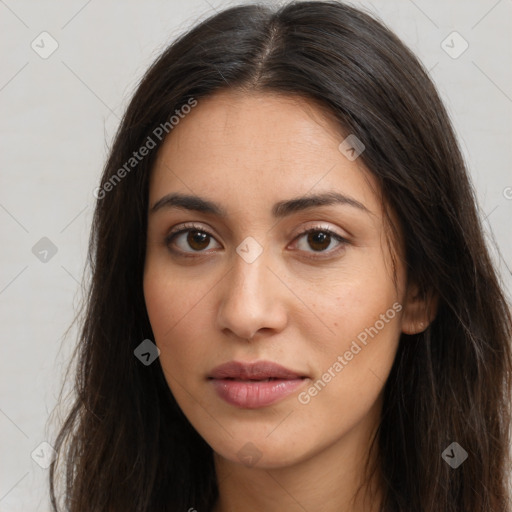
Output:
[{"xmin": 49, "ymin": 1, "xmax": 512, "ymax": 511}]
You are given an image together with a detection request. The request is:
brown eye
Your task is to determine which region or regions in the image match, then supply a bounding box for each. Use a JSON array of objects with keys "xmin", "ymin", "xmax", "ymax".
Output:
[
  {"xmin": 186, "ymin": 230, "xmax": 210, "ymax": 251},
  {"xmin": 306, "ymin": 231, "xmax": 331, "ymax": 251},
  {"xmin": 165, "ymin": 224, "xmax": 221, "ymax": 254},
  {"xmin": 293, "ymin": 227, "xmax": 348, "ymax": 257}
]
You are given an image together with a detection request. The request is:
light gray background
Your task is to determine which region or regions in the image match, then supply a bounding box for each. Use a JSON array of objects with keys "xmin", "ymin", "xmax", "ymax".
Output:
[{"xmin": 1, "ymin": 0, "xmax": 511, "ymax": 510}]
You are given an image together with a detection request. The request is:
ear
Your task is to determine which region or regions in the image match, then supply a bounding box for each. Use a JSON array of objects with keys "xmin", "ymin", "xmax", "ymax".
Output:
[{"xmin": 401, "ymin": 282, "xmax": 438, "ymax": 335}]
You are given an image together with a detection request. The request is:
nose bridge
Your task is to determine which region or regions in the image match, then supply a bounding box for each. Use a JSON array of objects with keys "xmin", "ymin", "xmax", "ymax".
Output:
[
  {"xmin": 216, "ymin": 243, "xmax": 286, "ymax": 340},
  {"xmin": 231, "ymin": 248, "xmax": 271, "ymax": 300}
]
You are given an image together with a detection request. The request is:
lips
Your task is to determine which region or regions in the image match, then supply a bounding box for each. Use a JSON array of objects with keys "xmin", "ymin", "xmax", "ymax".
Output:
[
  {"xmin": 208, "ymin": 360, "xmax": 308, "ymax": 408},
  {"xmin": 209, "ymin": 360, "xmax": 305, "ymax": 380}
]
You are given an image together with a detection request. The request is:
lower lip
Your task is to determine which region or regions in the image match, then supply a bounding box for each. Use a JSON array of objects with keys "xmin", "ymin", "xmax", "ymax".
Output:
[{"xmin": 211, "ymin": 378, "xmax": 306, "ymax": 408}]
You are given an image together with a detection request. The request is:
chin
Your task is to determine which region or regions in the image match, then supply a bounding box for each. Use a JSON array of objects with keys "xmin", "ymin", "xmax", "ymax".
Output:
[{"xmin": 208, "ymin": 432, "xmax": 315, "ymax": 470}]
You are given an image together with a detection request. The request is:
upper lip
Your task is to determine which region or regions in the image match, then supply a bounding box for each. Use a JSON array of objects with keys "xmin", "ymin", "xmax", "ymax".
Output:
[{"xmin": 209, "ymin": 360, "xmax": 306, "ymax": 380}]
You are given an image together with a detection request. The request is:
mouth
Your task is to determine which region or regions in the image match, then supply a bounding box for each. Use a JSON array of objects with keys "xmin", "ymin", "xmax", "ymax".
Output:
[{"xmin": 208, "ymin": 360, "xmax": 309, "ymax": 408}]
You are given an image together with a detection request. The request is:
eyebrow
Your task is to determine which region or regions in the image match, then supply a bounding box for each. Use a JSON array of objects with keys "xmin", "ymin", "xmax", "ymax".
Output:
[{"xmin": 149, "ymin": 191, "xmax": 371, "ymax": 218}]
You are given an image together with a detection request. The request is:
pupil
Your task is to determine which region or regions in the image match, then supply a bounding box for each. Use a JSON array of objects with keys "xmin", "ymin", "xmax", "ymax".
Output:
[{"xmin": 308, "ymin": 231, "xmax": 330, "ymax": 251}]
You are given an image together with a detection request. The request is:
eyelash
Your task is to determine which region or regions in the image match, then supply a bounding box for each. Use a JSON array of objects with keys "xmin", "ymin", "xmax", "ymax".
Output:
[{"xmin": 165, "ymin": 222, "xmax": 349, "ymax": 259}]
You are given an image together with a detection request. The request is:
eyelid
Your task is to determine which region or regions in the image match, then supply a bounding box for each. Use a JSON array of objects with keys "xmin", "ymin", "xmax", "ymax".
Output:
[
  {"xmin": 291, "ymin": 223, "xmax": 348, "ymax": 241},
  {"xmin": 167, "ymin": 222, "xmax": 216, "ymax": 239}
]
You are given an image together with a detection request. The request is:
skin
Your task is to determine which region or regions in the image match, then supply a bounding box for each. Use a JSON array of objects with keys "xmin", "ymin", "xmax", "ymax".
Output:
[{"xmin": 143, "ymin": 90, "xmax": 433, "ymax": 512}]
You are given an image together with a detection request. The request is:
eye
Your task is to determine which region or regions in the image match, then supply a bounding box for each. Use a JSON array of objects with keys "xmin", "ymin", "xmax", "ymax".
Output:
[
  {"xmin": 165, "ymin": 223, "xmax": 349, "ymax": 259},
  {"xmin": 165, "ymin": 223, "xmax": 221, "ymax": 255},
  {"xmin": 291, "ymin": 226, "xmax": 349, "ymax": 257}
]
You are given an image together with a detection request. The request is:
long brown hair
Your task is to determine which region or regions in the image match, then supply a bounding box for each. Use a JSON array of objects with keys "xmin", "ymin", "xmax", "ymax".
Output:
[{"xmin": 49, "ymin": 2, "xmax": 512, "ymax": 510}]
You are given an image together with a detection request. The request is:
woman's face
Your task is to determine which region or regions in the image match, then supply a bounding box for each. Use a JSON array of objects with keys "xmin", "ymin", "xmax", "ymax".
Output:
[{"xmin": 144, "ymin": 90, "xmax": 420, "ymax": 469}]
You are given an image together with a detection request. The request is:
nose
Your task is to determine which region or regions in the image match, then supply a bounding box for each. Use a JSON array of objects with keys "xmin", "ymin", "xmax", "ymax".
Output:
[{"xmin": 216, "ymin": 249, "xmax": 288, "ymax": 342}]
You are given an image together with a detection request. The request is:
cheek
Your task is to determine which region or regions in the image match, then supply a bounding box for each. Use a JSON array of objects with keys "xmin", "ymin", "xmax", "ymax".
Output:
[
  {"xmin": 143, "ymin": 265, "xmax": 217, "ymax": 381},
  {"xmin": 143, "ymin": 257, "xmax": 206, "ymax": 336},
  {"xmin": 144, "ymin": 272, "xmax": 175, "ymax": 338},
  {"xmin": 295, "ymin": 293, "xmax": 402, "ymax": 450},
  {"xmin": 308, "ymin": 261, "xmax": 402, "ymax": 351},
  {"xmin": 296, "ymin": 258, "xmax": 403, "ymax": 409}
]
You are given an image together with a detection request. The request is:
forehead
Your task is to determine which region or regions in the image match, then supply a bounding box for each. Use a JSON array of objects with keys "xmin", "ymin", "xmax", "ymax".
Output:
[{"xmin": 149, "ymin": 90, "xmax": 380, "ymax": 214}]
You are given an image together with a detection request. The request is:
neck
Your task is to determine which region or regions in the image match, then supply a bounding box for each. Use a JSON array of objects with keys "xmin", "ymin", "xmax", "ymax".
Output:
[{"xmin": 212, "ymin": 398, "xmax": 384, "ymax": 512}]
